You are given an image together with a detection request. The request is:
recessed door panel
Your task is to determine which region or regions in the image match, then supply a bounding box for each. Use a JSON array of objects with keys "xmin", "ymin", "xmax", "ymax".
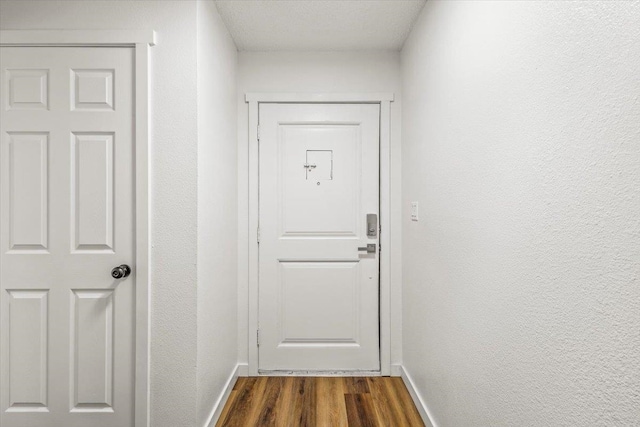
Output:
[
  {"xmin": 280, "ymin": 261, "xmax": 359, "ymax": 344},
  {"xmin": 259, "ymin": 103, "xmax": 380, "ymax": 372},
  {"xmin": 280, "ymin": 125, "xmax": 359, "ymax": 238}
]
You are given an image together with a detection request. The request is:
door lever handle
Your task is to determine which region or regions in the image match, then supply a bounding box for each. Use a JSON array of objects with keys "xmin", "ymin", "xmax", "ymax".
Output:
[{"xmin": 358, "ymin": 244, "xmax": 377, "ymax": 254}]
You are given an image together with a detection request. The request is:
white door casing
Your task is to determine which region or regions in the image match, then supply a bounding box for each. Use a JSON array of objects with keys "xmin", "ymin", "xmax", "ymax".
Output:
[
  {"xmin": 0, "ymin": 31, "xmax": 152, "ymax": 427},
  {"xmin": 246, "ymin": 94, "xmax": 394, "ymax": 377},
  {"xmin": 258, "ymin": 103, "xmax": 380, "ymax": 372}
]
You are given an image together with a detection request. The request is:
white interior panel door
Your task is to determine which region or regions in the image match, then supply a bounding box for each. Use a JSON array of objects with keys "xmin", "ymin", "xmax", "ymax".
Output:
[
  {"xmin": 0, "ymin": 47, "xmax": 135, "ymax": 427},
  {"xmin": 258, "ymin": 103, "xmax": 380, "ymax": 372}
]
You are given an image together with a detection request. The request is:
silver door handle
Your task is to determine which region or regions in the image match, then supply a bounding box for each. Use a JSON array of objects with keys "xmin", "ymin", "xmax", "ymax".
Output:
[{"xmin": 358, "ymin": 244, "xmax": 376, "ymax": 254}]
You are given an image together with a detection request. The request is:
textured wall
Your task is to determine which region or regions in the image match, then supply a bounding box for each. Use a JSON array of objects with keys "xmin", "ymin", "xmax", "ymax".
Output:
[
  {"xmin": 236, "ymin": 51, "xmax": 404, "ymax": 369},
  {"xmin": 0, "ymin": 2, "xmax": 200, "ymax": 426},
  {"xmin": 401, "ymin": 1, "xmax": 640, "ymax": 426},
  {"xmin": 196, "ymin": 1, "xmax": 238, "ymax": 426}
]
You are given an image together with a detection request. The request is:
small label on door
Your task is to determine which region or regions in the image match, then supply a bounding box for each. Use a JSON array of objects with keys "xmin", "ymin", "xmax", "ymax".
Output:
[{"xmin": 305, "ymin": 150, "xmax": 333, "ymax": 180}]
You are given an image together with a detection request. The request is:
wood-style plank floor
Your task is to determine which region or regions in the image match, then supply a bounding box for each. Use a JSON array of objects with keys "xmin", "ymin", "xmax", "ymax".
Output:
[{"xmin": 216, "ymin": 377, "xmax": 425, "ymax": 427}]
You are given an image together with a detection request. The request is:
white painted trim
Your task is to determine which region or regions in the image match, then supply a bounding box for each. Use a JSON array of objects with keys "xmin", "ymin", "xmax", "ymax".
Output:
[
  {"xmin": 248, "ymin": 100, "xmax": 260, "ymax": 376},
  {"xmin": 246, "ymin": 92, "xmax": 394, "ymax": 103},
  {"xmin": 237, "ymin": 363, "xmax": 249, "ymax": 377},
  {"xmin": 400, "ymin": 366, "xmax": 438, "ymax": 427},
  {"xmin": 134, "ymin": 41, "xmax": 152, "ymax": 427},
  {"xmin": 1, "ymin": 31, "xmax": 154, "ymax": 427},
  {"xmin": 0, "ymin": 30, "xmax": 156, "ymax": 46},
  {"xmin": 246, "ymin": 93, "xmax": 394, "ymax": 376},
  {"xmin": 259, "ymin": 370, "xmax": 382, "ymax": 377},
  {"xmin": 390, "ymin": 364, "xmax": 403, "ymax": 377},
  {"xmin": 379, "ymin": 100, "xmax": 391, "ymax": 376},
  {"xmin": 203, "ymin": 364, "xmax": 242, "ymax": 427}
]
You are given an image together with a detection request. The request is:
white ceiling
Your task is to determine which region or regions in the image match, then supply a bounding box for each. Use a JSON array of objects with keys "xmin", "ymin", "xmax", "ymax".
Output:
[{"xmin": 214, "ymin": 0, "xmax": 427, "ymax": 51}]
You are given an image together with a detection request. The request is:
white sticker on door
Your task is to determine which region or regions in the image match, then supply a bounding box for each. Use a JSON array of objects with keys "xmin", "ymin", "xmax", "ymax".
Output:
[{"xmin": 305, "ymin": 150, "xmax": 333, "ymax": 181}]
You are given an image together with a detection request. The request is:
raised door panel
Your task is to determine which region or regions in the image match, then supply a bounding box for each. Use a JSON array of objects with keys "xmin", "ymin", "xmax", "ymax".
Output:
[
  {"xmin": 71, "ymin": 69, "xmax": 115, "ymax": 111},
  {"xmin": 71, "ymin": 133, "xmax": 114, "ymax": 253},
  {"xmin": 6, "ymin": 290, "xmax": 48, "ymax": 412},
  {"xmin": 6, "ymin": 132, "xmax": 48, "ymax": 252},
  {"xmin": 70, "ymin": 290, "xmax": 114, "ymax": 413},
  {"xmin": 5, "ymin": 69, "xmax": 48, "ymax": 110}
]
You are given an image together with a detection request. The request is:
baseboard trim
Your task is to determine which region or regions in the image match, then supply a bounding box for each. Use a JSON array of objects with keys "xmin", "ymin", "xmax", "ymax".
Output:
[
  {"xmin": 258, "ymin": 370, "xmax": 381, "ymax": 377},
  {"xmin": 203, "ymin": 364, "xmax": 242, "ymax": 427},
  {"xmin": 390, "ymin": 364, "xmax": 403, "ymax": 377},
  {"xmin": 237, "ymin": 363, "xmax": 248, "ymax": 377},
  {"xmin": 399, "ymin": 365, "xmax": 438, "ymax": 427}
]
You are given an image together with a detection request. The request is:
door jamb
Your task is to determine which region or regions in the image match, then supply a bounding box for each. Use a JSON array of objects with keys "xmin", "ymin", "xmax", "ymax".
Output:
[
  {"xmin": 246, "ymin": 93, "xmax": 394, "ymax": 376},
  {"xmin": 0, "ymin": 30, "xmax": 156, "ymax": 427}
]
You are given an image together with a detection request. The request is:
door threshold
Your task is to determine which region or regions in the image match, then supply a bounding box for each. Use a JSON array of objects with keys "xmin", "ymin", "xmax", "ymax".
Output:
[{"xmin": 258, "ymin": 370, "xmax": 382, "ymax": 377}]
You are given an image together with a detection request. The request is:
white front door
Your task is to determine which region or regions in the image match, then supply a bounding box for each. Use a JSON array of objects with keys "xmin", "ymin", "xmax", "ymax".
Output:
[
  {"xmin": 258, "ymin": 103, "xmax": 380, "ymax": 372},
  {"xmin": 1, "ymin": 47, "xmax": 136, "ymax": 427}
]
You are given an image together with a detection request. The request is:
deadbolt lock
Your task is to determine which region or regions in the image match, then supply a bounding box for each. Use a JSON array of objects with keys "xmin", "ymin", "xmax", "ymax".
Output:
[{"xmin": 367, "ymin": 214, "xmax": 378, "ymax": 238}]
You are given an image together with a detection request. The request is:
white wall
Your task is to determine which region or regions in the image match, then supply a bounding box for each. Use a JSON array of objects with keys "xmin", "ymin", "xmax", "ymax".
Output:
[
  {"xmin": 0, "ymin": 2, "xmax": 238, "ymax": 426},
  {"xmin": 237, "ymin": 51, "xmax": 403, "ymax": 369},
  {"xmin": 401, "ymin": 1, "xmax": 640, "ymax": 426},
  {"xmin": 196, "ymin": 1, "xmax": 238, "ymax": 426}
]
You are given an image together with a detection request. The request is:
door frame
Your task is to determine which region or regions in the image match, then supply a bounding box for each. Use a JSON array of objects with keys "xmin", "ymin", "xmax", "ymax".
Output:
[
  {"xmin": 246, "ymin": 93, "xmax": 394, "ymax": 376},
  {"xmin": 0, "ymin": 30, "xmax": 155, "ymax": 427}
]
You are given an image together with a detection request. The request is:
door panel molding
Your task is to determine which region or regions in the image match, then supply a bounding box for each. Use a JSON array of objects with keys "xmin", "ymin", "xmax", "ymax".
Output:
[
  {"xmin": 246, "ymin": 93, "xmax": 394, "ymax": 376},
  {"xmin": 0, "ymin": 30, "xmax": 154, "ymax": 427}
]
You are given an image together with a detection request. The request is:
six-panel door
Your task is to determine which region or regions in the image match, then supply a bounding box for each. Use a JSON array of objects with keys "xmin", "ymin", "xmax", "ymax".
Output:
[
  {"xmin": 258, "ymin": 103, "xmax": 380, "ymax": 372},
  {"xmin": 0, "ymin": 47, "xmax": 136, "ymax": 427}
]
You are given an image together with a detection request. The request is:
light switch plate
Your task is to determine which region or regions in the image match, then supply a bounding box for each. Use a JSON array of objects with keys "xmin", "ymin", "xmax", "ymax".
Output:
[{"xmin": 411, "ymin": 201, "xmax": 419, "ymax": 221}]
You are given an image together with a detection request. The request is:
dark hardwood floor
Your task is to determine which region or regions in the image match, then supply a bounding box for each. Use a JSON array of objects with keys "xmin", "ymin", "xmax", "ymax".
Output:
[{"xmin": 216, "ymin": 376, "xmax": 425, "ymax": 427}]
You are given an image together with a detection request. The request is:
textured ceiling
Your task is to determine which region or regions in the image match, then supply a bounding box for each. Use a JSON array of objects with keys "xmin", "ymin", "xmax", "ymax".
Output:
[{"xmin": 214, "ymin": 0, "xmax": 426, "ymax": 51}]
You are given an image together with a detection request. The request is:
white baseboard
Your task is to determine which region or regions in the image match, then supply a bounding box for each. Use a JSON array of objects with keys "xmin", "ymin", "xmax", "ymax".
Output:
[
  {"xmin": 203, "ymin": 364, "xmax": 242, "ymax": 427},
  {"xmin": 390, "ymin": 364, "xmax": 403, "ymax": 377},
  {"xmin": 237, "ymin": 363, "xmax": 248, "ymax": 377},
  {"xmin": 399, "ymin": 365, "xmax": 438, "ymax": 427}
]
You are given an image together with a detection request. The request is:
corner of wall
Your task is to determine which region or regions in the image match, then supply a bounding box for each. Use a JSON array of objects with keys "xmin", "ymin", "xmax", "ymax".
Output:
[{"xmin": 195, "ymin": 1, "xmax": 240, "ymax": 426}]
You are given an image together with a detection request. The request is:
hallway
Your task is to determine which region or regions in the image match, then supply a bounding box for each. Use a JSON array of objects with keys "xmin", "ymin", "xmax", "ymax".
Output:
[{"xmin": 1, "ymin": 1, "xmax": 638, "ymax": 426}]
